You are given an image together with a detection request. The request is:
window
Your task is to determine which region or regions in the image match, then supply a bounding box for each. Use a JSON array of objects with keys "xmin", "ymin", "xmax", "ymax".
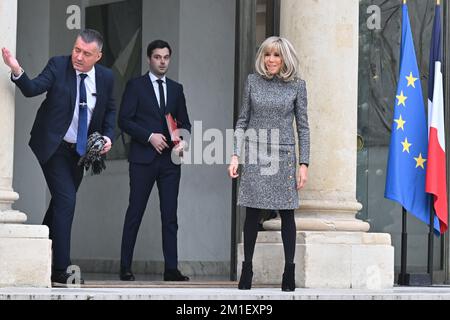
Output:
[
  {"xmin": 86, "ymin": 0, "xmax": 143, "ymax": 160},
  {"xmin": 357, "ymin": 0, "xmax": 446, "ymax": 282}
]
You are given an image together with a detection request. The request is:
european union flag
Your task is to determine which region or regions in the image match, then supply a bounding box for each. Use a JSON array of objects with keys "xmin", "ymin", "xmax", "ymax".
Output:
[{"xmin": 384, "ymin": 3, "xmax": 440, "ymax": 232}]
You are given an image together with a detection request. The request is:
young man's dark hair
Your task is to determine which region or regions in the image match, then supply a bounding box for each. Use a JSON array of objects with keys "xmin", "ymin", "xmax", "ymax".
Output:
[{"xmin": 147, "ymin": 40, "xmax": 172, "ymax": 58}]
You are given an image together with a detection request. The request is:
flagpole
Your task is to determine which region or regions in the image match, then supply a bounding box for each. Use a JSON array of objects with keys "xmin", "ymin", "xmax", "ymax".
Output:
[
  {"xmin": 428, "ymin": 201, "xmax": 434, "ymax": 283},
  {"xmin": 398, "ymin": 0, "xmax": 408, "ymax": 285},
  {"xmin": 427, "ymin": 0, "xmax": 441, "ymax": 285},
  {"xmin": 395, "ymin": 0, "xmax": 432, "ymax": 286},
  {"xmin": 442, "ymin": 1, "xmax": 450, "ymax": 283},
  {"xmin": 424, "ymin": 0, "xmax": 442, "ymax": 286},
  {"xmin": 399, "ymin": 207, "xmax": 408, "ymax": 285},
  {"xmin": 425, "ymin": 0, "xmax": 442, "ymax": 286}
]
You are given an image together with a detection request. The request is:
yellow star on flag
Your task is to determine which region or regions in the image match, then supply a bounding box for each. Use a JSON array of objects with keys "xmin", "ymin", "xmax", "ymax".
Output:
[
  {"xmin": 405, "ymin": 72, "xmax": 418, "ymax": 88},
  {"xmin": 394, "ymin": 115, "xmax": 406, "ymax": 131},
  {"xmin": 396, "ymin": 91, "xmax": 407, "ymax": 107},
  {"xmin": 414, "ymin": 153, "xmax": 427, "ymax": 169},
  {"xmin": 401, "ymin": 137, "xmax": 412, "ymax": 153}
]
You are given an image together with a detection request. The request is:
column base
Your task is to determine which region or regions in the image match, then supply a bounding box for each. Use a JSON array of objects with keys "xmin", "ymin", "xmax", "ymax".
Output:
[
  {"xmin": 0, "ymin": 224, "xmax": 52, "ymax": 288},
  {"xmin": 264, "ymin": 200, "xmax": 371, "ymax": 232},
  {"xmin": 264, "ymin": 217, "xmax": 371, "ymax": 232},
  {"xmin": 237, "ymin": 231, "xmax": 394, "ymax": 289},
  {"xmin": 0, "ymin": 210, "xmax": 27, "ymax": 224}
]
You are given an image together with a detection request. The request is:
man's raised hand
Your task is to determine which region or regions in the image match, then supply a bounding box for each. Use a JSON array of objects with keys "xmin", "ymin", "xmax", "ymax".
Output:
[{"xmin": 2, "ymin": 47, "xmax": 22, "ymax": 76}]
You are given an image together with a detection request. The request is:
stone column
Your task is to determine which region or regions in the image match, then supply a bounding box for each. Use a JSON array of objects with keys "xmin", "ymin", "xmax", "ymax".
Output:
[
  {"xmin": 0, "ymin": 0, "xmax": 51, "ymax": 287},
  {"xmin": 238, "ymin": 0, "xmax": 394, "ymax": 289},
  {"xmin": 269, "ymin": 0, "xmax": 369, "ymax": 232}
]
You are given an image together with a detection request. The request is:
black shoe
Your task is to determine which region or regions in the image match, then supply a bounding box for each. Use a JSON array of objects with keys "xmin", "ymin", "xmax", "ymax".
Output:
[
  {"xmin": 51, "ymin": 271, "xmax": 85, "ymax": 286},
  {"xmin": 164, "ymin": 269, "xmax": 190, "ymax": 281},
  {"xmin": 238, "ymin": 261, "xmax": 253, "ymax": 290},
  {"xmin": 281, "ymin": 262, "xmax": 296, "ymax": 292},
  {"xmin": 119, "ymin": 269, "xmax": 135, "ymax": 281}
]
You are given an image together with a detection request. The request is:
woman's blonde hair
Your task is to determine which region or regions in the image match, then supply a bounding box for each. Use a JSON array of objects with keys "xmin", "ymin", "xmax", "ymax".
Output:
[{"xmin": 255, "ymin": 36, "xmax": 299, "ymax": 82}]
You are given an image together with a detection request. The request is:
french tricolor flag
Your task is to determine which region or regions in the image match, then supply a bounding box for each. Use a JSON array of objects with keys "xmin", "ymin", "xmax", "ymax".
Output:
[{"xmin": 426, "ymin": 2, "xmax": 448, "ymax": 234}]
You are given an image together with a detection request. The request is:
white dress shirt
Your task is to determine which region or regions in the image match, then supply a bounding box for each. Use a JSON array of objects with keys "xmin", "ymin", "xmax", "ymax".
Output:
[
  {"xmin": 148, "ymin": 72, "xmax": 167, "ymax": 141},
  {"xmin": 149, "ymin": 72, "xmax": 167, "ymax": 107},
  {"xmin": 11, "ymin": 69, "xmax": 24, "ymax": 80},
  {"xmin": 64, "ymin": 68, "xmax": 97, "ymax": 143}
]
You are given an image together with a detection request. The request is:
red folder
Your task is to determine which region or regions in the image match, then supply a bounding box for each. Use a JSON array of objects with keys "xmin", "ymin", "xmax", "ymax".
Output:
[{"xmin": 165, "ymin": 113, "xmax": 181, "ymax": 145}]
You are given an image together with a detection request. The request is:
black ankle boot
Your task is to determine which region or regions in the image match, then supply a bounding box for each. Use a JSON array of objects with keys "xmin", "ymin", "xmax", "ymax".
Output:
[
  {"xmin": 281, "ymin": 263, "xmax": 295, "ymax": 292},
  {"xmin": 238, "ymin": 261, "xmax": 253, "ymax": 290}
]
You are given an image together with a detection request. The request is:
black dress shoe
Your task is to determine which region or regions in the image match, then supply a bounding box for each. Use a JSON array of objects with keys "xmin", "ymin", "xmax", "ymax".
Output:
[
  {"xmin": 119, "ymin": 269, "xmax": 135, "ymax": 281},
  {"xmin": 164, "ymin": 269, "xmax": 190, "ymax": 281},
  {"xmin": 51, "ymin": 271, "xmax": 85, "ymax": 286}
]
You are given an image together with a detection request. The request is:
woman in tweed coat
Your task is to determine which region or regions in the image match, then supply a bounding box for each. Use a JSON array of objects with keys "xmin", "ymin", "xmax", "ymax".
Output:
[{"xmin": 228, "ymin": 37, "xmax": 310, "ymax": 292}]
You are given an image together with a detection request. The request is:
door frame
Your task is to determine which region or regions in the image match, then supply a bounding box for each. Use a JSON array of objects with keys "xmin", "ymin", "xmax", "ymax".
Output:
[{"xmin": 230, "ymin": 0, "xmax": 280, "ymax": 281}]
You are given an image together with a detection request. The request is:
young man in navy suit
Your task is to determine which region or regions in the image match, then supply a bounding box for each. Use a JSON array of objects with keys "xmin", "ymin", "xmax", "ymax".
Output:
[
  {"xmin": 2, "ymin": 29, "xmax": 116, "ymax": 285},
  {"xmin": 119, "ymin": 40, "xmax": 191, "ymax": 281}
]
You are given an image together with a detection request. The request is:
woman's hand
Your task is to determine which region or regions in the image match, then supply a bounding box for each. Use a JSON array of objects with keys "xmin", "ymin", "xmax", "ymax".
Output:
[
  {"xmin": 228, "ymin": 155, "xmax": 240, "ymax": 179},
  {"xmin": 297, "ymin": 164, "xmax": 308, "ymax": 190}
]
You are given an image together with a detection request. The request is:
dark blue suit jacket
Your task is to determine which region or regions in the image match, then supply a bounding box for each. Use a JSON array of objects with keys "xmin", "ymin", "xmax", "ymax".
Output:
[
  {"xmin": 119, "ymin": 75, "xmax": 191, "ymax": 164},
  {"xmin": 13, "ymin": 56, "xmax": 116, "ymax": 164}
]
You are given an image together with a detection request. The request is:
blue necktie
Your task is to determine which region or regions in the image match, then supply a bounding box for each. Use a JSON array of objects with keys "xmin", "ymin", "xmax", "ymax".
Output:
[{"xmin": 76, "ymin": 73, "xmax": 88, "ymax": 156}]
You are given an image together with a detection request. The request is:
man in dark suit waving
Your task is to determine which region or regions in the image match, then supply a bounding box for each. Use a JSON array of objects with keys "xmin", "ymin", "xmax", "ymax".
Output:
[
  {"xmin": 119, "ymin": 40, "xmax": 191, "ymax": 281},
  {"xmin": 2, "ymin": 29, "xmax": 116, "ymax": 285}
]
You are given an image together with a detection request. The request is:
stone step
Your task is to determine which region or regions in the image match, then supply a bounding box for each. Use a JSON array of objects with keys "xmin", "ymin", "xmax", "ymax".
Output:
[
  {"xmin": 3, "ymin": 286, "xmax": 450, "ymax": 300},
  {"xmin": 75, "ymin": 281, "xmax": 246, "ymax": 289}
]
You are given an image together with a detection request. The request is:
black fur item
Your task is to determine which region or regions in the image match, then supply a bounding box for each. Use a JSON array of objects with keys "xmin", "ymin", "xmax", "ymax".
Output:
[{"xmin": 78, "ymin": 132, "xmax": 107, "ymax": 175}]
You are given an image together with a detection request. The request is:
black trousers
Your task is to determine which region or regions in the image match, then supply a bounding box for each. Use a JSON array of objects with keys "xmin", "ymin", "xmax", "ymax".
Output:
[
  {"xmin": 41, "ymin": 142, "xmax": 84, "ymax": 271},
  {"xmin": 120, "ymin": 151, "xmax": 181, "ymax": 270}
]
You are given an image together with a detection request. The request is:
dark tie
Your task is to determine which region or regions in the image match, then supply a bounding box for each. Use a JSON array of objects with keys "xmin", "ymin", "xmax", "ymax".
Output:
[
  {"xmin": 156, "ymin": 79, "xmax": 166, "ymax": 115},
  {"xmin": 76, "ymin": 73, "xmax": 88, "ymax": 156}
]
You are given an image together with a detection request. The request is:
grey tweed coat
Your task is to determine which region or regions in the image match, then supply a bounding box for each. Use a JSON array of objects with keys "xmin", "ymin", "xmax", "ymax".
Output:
[{"xmin": 233, "ymin": 73, "xmax": 310, "ymax": 210}]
